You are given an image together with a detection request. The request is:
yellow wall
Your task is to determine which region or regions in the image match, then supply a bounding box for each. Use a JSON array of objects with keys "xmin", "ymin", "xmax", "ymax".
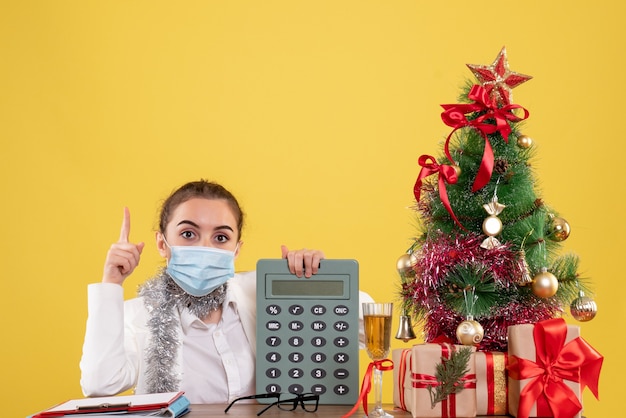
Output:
[{"xmin": 1, "ymin": 1, "xmax": 623, "ymax": 417}]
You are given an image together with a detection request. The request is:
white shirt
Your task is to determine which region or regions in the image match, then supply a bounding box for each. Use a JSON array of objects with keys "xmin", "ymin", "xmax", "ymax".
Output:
[
  {"xmin": 80, "ymin": 271, "xmax": 373, "ymax": 404},
  {"xmin": 179, "ymin": 296, "xmax": 255, "ymax": 403}
]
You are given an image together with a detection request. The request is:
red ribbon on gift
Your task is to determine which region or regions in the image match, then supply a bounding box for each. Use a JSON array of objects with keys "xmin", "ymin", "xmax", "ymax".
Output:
[
  {"xmin": 440, "ymin": 84, "xmax": 529, "ymax": 192},
  {"xmin": 508, "ymin": 318, "xmax": 604, "ymax": 418},
  {"xmin": 397, "ymin": 349, "xmax": 412, "ymax": 411},
  {"xmin": 411, "ymin": 344, "xmax": 477, "ymax": 418},
  {"xmin": 341, "ymin": 359, "xmax": 394, "ymax": 418},
  {"xmin": 482, "ymin": 352, "xmax": 508, "ymax": 415},
  {"xmin": 414, "ymin": 154, "xmax": 464, "ymax": 230}
]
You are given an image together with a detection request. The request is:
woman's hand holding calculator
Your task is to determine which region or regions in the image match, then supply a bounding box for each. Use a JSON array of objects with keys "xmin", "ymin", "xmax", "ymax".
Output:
[{"xmin": 281, "ymin": 245, "xmax": 325, "ymax": 278}]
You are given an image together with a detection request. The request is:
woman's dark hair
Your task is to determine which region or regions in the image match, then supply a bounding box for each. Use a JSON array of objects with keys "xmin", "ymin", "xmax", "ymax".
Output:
[{"xmin": 158, "ymin": 180, "xmax": 244, "ymax": 238}]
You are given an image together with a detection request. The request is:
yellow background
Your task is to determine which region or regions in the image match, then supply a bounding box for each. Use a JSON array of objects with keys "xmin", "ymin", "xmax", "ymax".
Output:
[{"xmin": 1, "ymin": 1, "xmax": 623, "ymax": 417}]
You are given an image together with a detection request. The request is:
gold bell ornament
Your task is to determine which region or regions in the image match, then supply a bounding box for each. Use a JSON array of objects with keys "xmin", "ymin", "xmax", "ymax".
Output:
[{"xmin": 517, "ymin": 249, "xmax": 533, "ymax": 285}]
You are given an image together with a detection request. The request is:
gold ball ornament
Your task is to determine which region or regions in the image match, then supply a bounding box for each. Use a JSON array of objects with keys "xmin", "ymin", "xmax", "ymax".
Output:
[
  {"xmin": 570, "ymin": 291, "xmax": 598, "ymax": 322},
  {"xmin": 548, "ymin": 216, "xmax": 571, "ymax": 242},
  {"xmin": 396, "ymin": 253, "xmax": 418, "ymax": 275},
  {"xmin": 456, "ymin": 319, "xmax": 484, "ymax": 346},
  {"xmin": 452, "ymin": 164, "xmax": 462, "ymax": 178},
  {"xmin": 531, "ymin": 268, "xmax": 559, "ymax": 298},
  {"xmin": 517, "ymin": 134, "xmax": 533, "ymax": 149}
]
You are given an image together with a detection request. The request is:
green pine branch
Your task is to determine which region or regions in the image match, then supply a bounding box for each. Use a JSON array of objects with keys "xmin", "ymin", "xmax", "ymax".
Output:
[
  {"xmin": 427, "ymin": 346, "xmax": 473, "ymax": 408},
  {"xmin": 442, "ymin": 265, "xmax": 498, "ymax": 318}
]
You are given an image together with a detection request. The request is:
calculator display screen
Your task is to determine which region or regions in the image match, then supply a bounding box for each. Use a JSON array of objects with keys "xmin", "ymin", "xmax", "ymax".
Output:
[{"xmin": 269, "ymin": 279, "xmax": 345, "ymax": 298}]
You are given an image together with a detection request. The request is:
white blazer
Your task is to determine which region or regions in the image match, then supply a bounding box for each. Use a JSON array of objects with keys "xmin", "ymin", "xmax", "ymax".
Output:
[{"xmin": 80, "ymin": 271, "xmax": 373, "ymax": 397}]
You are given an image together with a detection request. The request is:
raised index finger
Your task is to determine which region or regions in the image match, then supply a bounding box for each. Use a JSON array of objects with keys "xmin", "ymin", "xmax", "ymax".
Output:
[{"xmin": 119, "ymin": 206, "xmax": 131, "ymax": 243}]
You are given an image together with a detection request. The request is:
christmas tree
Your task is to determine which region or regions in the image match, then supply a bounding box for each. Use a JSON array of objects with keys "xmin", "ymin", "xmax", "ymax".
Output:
[{"xmin": 398, "ymin": 47, "xmax": 598, "ymax": 352}]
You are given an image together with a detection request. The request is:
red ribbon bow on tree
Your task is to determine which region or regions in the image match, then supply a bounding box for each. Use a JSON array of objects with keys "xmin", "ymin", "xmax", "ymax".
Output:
[
  {"xmin": 440, "ymin": 84, "xmax": 529, "ymax": 192},
  {"xmin": 341, "ymin": 359, "xmax": 394, "ymax": 418},
  {"xmin": 508, "ymin": 318, "xmax": 603, "ymax": 418},
  {"xmin": 414, "ymin": 155, "xmax": 464, "ymax": 230}
]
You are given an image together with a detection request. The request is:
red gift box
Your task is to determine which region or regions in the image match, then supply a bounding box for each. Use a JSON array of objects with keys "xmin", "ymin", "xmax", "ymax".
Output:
[
  {"xmin": 474, "ymin": 351, "xmax": 508, "ymax": 416},
  {"xmin": 408, "ymin": 343, "xmax": 477, "ymax": 418},
  {"xmin": 507, "ymin": 318, "xmax": 603, "ymax": 418}
]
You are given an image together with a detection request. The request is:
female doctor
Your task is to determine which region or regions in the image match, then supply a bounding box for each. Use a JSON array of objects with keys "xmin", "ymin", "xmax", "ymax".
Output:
[{"xmin": 80, "ymin": 180, "xmax": 373, "ymax": 404}]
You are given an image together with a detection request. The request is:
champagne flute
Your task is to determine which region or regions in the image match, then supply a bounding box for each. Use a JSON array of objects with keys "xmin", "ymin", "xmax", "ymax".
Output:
[{"xmin": 362, "ymin": 302, "xmax": 394, "ymax": 418}]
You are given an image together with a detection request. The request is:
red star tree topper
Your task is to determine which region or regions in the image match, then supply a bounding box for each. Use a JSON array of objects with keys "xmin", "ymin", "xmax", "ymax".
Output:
[{"xmin": 466, "ymin": 46, "xmax": 532, "ymax": 106}]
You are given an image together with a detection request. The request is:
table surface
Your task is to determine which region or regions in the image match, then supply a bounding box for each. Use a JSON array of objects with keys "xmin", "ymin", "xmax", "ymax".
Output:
[
  {"xmin": 194, "ymin": 403, "xmax": 398, "ymax": 417},
  {"xmin": 190, "ymin": 403, "xmax": 500, "ymax": 417}
]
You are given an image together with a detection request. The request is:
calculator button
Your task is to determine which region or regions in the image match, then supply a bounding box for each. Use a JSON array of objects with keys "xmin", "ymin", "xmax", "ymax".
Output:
[
  {"xmin": 333, "ymin": 337, "xmax": 349, "ymax": 347},
  {"xmin": 334, "ymin": 369, "xmax": 349, "ymax": 379},
  {"xmin": 266, "ymin": 352, "xmax": 281, "ymax": 363},
  {"xmin": 288, "ymin": 336, "xmax": 304, "ymax": 347},
  {"xmin": 311, "ymin": 368, "xmax": 326, "ymax": 379},
  {"xmin": 266, "ymin": 305, "xmax": 281, "ymax": 315},
  {"xmin": 311, "ymin": 352, "xmax": 326, "ymax": 363},
  {"xmin": 266, "ymin": 321, "xmax": 281, "ymax": 331},
  {"xmin": 288, "ymin": 368, "xmax": 304, "ymax": 379},
  {"xmin": 334, "ymin": 352, "xmax": 349, "ymax": 363},
  {"xmin": 334, "ymin": 305, "xmax": 349, "ymax": 316},
  {"xmin": 311, "ymin": 305, "xmax": 326, "ymax": 315},
  {"xmin": 265, "ymin": 384, "xmax": 281, "ymax": 393},
  {"xmin": 266, "ymin": 336, "xmax": 282, "ymax": 347},
  {"xmin": 334, "ymin": 321, "xmax": 349, "ymax": 331},
  {"xmin": 288, "ymin": 304, "xmax": 304, "ymax": 315},
  {"xmin": 311, "ymin": 384, "xmax": 327, "ymax": 395},
  {"xmin": 310, "ymin": 337, "xmax": 327, "ymax": 347},
  {"xmin": 311, "ymin": 321, "xmax": 326, "ymax": 331},
  {"xmin": 334, "ymin": 385, "xmax": 350, "ymax": 395},
  {"xmin": 288, "ymin": 321, "xmax": 304, "ymax": 331},
  {"xmin": 266, "ymin": 368, "xmax": 282, "ymax": 378},
  {"xmin": 288, "ymin": 352, "xmax": 303, "ymax": 363},
  {"xmin": 288, "ymin": 384, "xmax": 304, "ymax": 394}
]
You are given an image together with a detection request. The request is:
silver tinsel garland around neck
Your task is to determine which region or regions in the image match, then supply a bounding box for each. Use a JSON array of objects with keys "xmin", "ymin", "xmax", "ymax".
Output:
[{"xmin": 138, "ymin": 268, "xmax": 227, "ymax": 393}]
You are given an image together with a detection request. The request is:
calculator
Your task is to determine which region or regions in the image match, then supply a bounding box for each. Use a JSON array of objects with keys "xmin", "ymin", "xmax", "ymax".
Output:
[{"xmin": 255, "ymin": 259, "xmax": 359, "ymax": 405}]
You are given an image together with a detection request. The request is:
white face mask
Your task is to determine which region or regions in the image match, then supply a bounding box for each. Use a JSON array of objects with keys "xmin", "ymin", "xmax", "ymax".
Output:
[{"xmin": 163, "ymin": 238, "xmax": 237, "ymax": 297}]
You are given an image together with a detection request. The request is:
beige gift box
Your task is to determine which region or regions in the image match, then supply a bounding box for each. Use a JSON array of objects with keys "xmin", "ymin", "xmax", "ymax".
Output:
[
  {"xmin": 393, "ymin": 348, "xmax": 414, "ymax": 412},
  {"xmin": 507, "ymin": 323, "xmax": 581, "ymax": 418},
  {"xmin": 407, "ymin": 343, "xmax": 477, "ymax": 418},
  {"xmin": 474, "ymin": 351, "xmax": 508, "ymax": 416}
]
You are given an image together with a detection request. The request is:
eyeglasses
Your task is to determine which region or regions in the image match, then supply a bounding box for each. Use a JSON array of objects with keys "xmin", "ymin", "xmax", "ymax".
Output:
[{"xmin": 224, "ymin": 392, "xmax": 320, "ymax": 416}]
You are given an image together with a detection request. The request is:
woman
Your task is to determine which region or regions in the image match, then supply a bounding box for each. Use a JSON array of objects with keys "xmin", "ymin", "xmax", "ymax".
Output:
[{"xmin": 80, "ymin": 180, "xmax": 372, "ymax": 403}]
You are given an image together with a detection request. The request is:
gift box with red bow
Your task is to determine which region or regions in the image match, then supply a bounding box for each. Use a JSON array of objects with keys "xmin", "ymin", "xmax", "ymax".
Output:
[
  {"xmin": 507, "ymin": 318, "xmax": 603, "ymax": 418},
  {"xmin": 474, "ymin": 351, "xmax": 508, "ymax": 416},
  {"xmin": 405, "ymin": 343, "xmax": 477, "ymax": 418},
  {"xmin": 393, "ymin": 348, "xmax": 414, "ymax": 412}
]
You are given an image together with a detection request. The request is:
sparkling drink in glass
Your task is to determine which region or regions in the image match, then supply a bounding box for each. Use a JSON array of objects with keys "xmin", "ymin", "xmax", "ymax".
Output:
[{"xmin": 362, "ymin": 302, "xmax": 393, "ymax": 418}]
